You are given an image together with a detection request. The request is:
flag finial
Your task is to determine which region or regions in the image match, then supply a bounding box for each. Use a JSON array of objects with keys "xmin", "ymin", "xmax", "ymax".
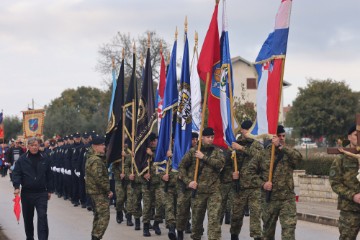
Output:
[
  {"xmin": 184, "ymin": 16, "xmax": 188, "ymax": 33},
  {"xmin": 140, "ymin": 54, "xmax": 144, "ymax": 66},
  {"xmin": 167, "ymin": 51, "xmax": 171, "ymax": 65},
  {"xmin": 216, "ymin": 0, "xmax": 220, "ymax": 4},
  {"xmin": 175, "ymin": 27, "xmax": 178, "ymax": 41},
  {"xmin": 133, "ymin": 41, "xmax": 136, "ymax": 53},
  {"xmin": 147, "ymin": 32, "xmax": 151, "ymax": 49},
  {"xmin": 195, "ymin": 31, "xmax": 198, "ymax": 47},
  {"xmin": 111, "ymin": 56, "xmax": 115, "ymax": 68},
  {"xmin": 122, "ymin": 48, "xmax": 125, "ymax": 60},
  {"xmin": 160, "ymin": 40, "xmax": 163, "ymax": 55}
]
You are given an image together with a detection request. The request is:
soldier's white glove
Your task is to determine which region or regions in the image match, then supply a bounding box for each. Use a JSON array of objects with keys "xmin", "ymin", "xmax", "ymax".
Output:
[
  {"xmin": 357, "ymin": 170, "xmax": 360, "ymax": 182},
  {"xmin": 76, "ymin": 171, "xmax": 80, "ymax": 177},
  {"xmin": 56, "ymin": 168, "xmax": 60, "ymax": 173},
  {"xmin": 61, "ymin": 168, "xmax": 64, "ymax": 174},
  {"xmin": 67, "ymin": 170, "xmax": 72, "ymax": 175}
]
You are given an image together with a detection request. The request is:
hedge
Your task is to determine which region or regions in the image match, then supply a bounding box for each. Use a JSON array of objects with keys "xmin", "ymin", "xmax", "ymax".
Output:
[{"xmin": 295, "ymin": 157, "xmax": 335, "ymax": 176}]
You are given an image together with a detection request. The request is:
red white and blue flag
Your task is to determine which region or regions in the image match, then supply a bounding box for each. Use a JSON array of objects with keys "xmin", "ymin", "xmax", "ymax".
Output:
[{"xmin": 251, "ymin": 0, "xmax": 292, "ymax": 136}]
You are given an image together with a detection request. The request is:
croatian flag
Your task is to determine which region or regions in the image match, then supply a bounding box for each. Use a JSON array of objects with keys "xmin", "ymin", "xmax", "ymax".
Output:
[
  {"xmin": 220, "ymin": 0, "xmax": 237, "ymax": 146},
  {"xmin": 251, "ymin": 0, "xmax": 292, "ymax": 136}
]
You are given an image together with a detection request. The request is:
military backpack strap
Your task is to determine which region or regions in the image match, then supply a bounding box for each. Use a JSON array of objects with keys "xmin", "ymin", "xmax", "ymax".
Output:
[{"xmin": 272, "ymin": 149, "xmax": 285, "ymax": 176}]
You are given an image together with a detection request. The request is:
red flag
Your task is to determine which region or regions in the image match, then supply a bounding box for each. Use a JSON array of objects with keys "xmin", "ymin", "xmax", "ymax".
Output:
[
  {"xmin": 157, "ymin": 50, "xmax": 166, "ymax": 120},
  {"xmin": 197, "ymin": 2, "xmax": 226, "ymax": 148},
  {"xmin": 13, "ymin": 195, "xmax": 21, "ymax": 224}
]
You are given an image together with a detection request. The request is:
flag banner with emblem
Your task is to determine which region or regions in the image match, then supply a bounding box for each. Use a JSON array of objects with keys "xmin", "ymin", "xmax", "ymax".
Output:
[
  {"xmin": 220, "ymin": 0, "xmax": 237, "ymax": 146},
  {"xmin": 172, "ymin": 32, "xmax": 192, "ymax": 171},
  {"xmin": 108, "ymin": 62, "xmax": 118, "ymax": 120},
  {"xmin": 197, "ymin": 1, "xmax": 227, "ymax": 148},
  {"xmin": 106, "ymin": 58, "xmax": 125, "ymax": 163},
  {"xmin": 251, "ymin": 0, "xmax": 292, "ymax": 136},
  {"xmin": 154, "ymin": 39, "xmax": 178, "ymax": 172},
  {"xmin": 156, "ymin": 50, "xmax": 167, "ymax": 132},
  {"xmin": 190, "ymin": 42, "xmax": 201, "ymax": 133},
  {"xmin": 0, "ymin": 112, "xmax": 4, "ymax": 139},
  {"xmin": 135, "ymin": 47, "xmax": 157, "ymax": 175},
  {"xmin": 22, "ymin": 109, "xmax": 45, "ymax": 138}
]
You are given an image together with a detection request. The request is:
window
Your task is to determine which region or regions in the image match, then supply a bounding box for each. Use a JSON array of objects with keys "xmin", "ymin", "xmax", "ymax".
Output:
[{"xmin": 247, "ymin": 78, "xmax": 257, "ymax": 89}]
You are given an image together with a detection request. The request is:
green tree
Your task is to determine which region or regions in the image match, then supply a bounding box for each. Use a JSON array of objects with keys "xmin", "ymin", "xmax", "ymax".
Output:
[
  {"xmin": 3, "ymin": 116, "xmax": 22, "ymax": 141},
  {"xmin": 285, "ymin": 79, "xmax": 359, "ymax": 145},
  {"xmin": 44, "ymin": 86, "xmax": 110, "ymax": 137}
]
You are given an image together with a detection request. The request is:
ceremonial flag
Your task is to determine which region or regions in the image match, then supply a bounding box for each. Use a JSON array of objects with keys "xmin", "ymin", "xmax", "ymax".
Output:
[
  {"xmin": 190, "ymin": 41, "xmax": 201, "ymax": 133},
  {"xmin": 220, "ymin": 0, "xmax": 237, "ymax": 146},
  {"xmin": 22, "ymin": 109, "xmax": 45, "ymax": 138},
  {"xmin": 251, "ymin": 0, "xmax": 292, "ymax": 136},
  {"xmin": 156, "ymin": 49, "xmax": 167, "ymax": 131},
  {"xmin": 197, "ymin": 1, "xmax": 226, "ymax": 148},
  {"xmin": 134, "ymin": 47, "xmax": 157, "ymax": 174},
  {"xmin": 106, "ymin": 58, "xmax": 125, "ymax": 163},
  {"xmin": 172, "ymin": 32, "xmax": 192, "ymax": 170},
  {"xmin": 0, "ymin": 111, "xmax": 4, "ymax": 139},
  {"xmin": 108, "ymin": 62, "xmax": 117, "ymax": 120},
  {"xmin": 154, "ymin": 40, "xmax": 178, "ymax": 171}
]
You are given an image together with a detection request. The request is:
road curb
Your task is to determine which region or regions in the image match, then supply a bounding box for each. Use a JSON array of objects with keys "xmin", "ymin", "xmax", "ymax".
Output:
[{"xmin": 297, "ymin": 212, "xmax": 338, "ymax": 227}]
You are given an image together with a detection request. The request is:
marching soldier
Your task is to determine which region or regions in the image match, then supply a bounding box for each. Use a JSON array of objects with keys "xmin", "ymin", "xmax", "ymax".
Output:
[
  {"xmin": 329, "ymin": 124, "xmax": 360, "ymax": 240},
  {"xmin": 178, "ymin": 127, "xmax": 225, "ymax": 240},
  {"xmin": 85, "ymin": 136, "xmax": 113, "ymax": 240},
  {"xmin": 248, "ymin": 125, "xmax": 302, "ymax": 240},
  {"xmin": 71, "ymin": 132, "xmax": 84, "ymax": 207},
  {"xmin": 77, "ymin": 132, "xmax": 91, "ymax": 208},
  {"xmin": 229, "ymin": 120, "xmax": 263, "ymax": 240}
]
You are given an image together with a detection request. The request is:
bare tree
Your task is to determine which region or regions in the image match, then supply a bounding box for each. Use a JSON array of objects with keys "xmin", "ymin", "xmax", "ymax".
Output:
[{"xmin": 96, "ymin": 31, "xmax": 171, "ymax": 85}]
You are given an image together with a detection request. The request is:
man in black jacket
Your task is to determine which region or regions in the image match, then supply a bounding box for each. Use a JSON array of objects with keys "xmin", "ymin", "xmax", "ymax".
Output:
[{"xmin": 13, "ymin": 137, "xmax": 53, "ymax": 240}]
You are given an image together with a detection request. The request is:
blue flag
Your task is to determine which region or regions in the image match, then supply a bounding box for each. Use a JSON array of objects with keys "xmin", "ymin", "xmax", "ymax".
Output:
[
  {"xmin": 172, "ymin": 32, "xmax": 191, "ymax": 171},
  {"xmin": 219, "ymin": 0, "xmax": 237, "ymax": 146},
  {"xmin": 154, "ymin": 40, "xmax": 178, "ymax": 171},
  {"xmin": 108, "ymin": 66, "xmax": 117, "ymax": 120}
]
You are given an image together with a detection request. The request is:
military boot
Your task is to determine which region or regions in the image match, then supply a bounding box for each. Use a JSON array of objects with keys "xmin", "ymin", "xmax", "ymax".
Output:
[
  {"xmin": 91, "ymin": 235, "xmax": 100, "ymax": 240},
  {"xmin": 135, "ymin": 218, "xmax": 141, "ymax": 230},
  {"xmin": 254, "ymin": 238, "xmax": 263, "ymax": 240},
  {"xmin": 126, "ymin": 213, "xmax": 134, "ymax": 226},
  {"xmin": 153, "ymin": 220, "xmax": 161, "ymax": 235},
  {"xmin": 116, "ymin": 211, "xmax": 123, "ymax": 224},
  {"xmin": 231, "ymin": 234, "xmax": 239, "ymax": 240},
  {"xmin": 177, "ymin": 230, "xmax": 184, "ymax": 240},
  {"xmin": 185, "ymin": 221, "xmax": 192, "ymax": 233},
  {"xmin": 168, "ymin": 225, "xmax": 176, "ymax": 240},
  {"xmin": 225, "ymin": 210, "xmax": 231, "ymax": 224},
  {"xmin": 143, "ymin": 223, "xmax": 151, "ymax": 237}
]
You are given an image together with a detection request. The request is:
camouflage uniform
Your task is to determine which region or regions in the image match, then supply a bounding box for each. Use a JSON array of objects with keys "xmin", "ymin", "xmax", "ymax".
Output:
[
  {"xmin": 142, "ymin": 146, "xmax": 164, "ymax": 224},
  {"xmin": 231, "ymin": 139, "xmax": 263, "ymax": 238},
  {"xmin": 219, "ymin": 149, "xmax": 233, "ymax": 224},
  {"xmin": 112, "ymin": 157, "xmax": 128, "ymax": 214},
  {"xmin": 176, "ymin": 177, "xmax": 192, "ymax": 231},
  {"xmin": 248, "ymin": 144, "xmax": 302, "ymax": 240},
  {"xmin": 179, "ymin": 144, "xmax": 225, "ymax": 240},
  {"xmin": 124, "ymin": 152, "xmax": 143, "ymax": 219},
  {"xmin": 85, "ymin": 151, "xmax": 111, "ymax": 239},
  {"xmin": 329, "ymin": 152, "xmax": 360, "ymax": 240}
]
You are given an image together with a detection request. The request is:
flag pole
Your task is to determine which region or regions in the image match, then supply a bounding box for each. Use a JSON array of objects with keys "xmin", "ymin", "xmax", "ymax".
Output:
[
  {"xmin": 131, "ymin": 100, "xmax": 135, "ymax": 176},
  {"xmin": 193, "ymin": 72, "xmax": 210, "ymax": 198},
  {"xmin": 266, "ymin": 57, "xmax": 286, "ymax": 203}
]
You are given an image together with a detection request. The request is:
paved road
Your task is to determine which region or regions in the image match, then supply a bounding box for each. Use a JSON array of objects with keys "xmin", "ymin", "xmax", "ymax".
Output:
[{"xmin": 0, "ymin": 175, "xmax": 355, "ymax": 240}]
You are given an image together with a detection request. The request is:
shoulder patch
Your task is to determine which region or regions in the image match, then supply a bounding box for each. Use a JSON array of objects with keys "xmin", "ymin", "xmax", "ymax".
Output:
[{"xmin": 329, "ymin": 169, "xmax": 336, "ymax": 177}]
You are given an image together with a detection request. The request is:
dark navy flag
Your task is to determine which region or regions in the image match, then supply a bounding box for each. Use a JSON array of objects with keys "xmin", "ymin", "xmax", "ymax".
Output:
[
  {"xmin": 134, "ymin": 48, "xmax": 157, "ymax": 174},
  {"xmin": 172, "ymin": 32, "xmax": 191, "ymax": 171},
  {"xmin": 219, "ymin": 0, "xmax": 237, "ymax": 146},
  {"xmin": 154, "ymin": 40, "xmax": 178, "ymax": 172}
]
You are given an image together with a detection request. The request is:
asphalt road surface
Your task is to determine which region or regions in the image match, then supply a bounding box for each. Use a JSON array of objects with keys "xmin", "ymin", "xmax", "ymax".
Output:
[{"xmin": 0, "ymin": 175, "xmax": 355, "ymax": 240}]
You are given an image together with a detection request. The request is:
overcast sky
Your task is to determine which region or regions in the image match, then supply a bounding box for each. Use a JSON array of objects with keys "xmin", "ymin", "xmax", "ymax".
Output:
[{"xmin": 1, "ymin": 0, "xmax": 359, "ymax": 117}]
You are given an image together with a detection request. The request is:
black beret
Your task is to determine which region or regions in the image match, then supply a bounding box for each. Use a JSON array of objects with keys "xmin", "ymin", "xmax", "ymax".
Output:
[
  {"xmin": 50, "ymin": 142, "xmax": 56, "ymax": 147},
  {"xmin": 57, "ymin": 138, "xmax": 63, "ymax": 142},
  {"xmin": 63, "ymin": 136, "xmax": 69, "ymax": 140},
  {"xmin": 69, "ymin": 135, "xmax": 74, "ymax": 140},
  {"xmin": 73, "ymin": 132, "xmax": 81, "ymax": 138},
  {"xmin": 82, "ymin": 132, "xmax": 89, "ymax": 138},
  {"xmin": 348, "ymin": 124, "xmax": 356, "ymax": 135},
  {"xmin": 202, "ymin": 127, "xmax": 215, "ymax": 136},
  {"xmin": 241, "ymin": 120, "xmax": 253, "ymax": 130},
  {"xmin": 148, "ymin": 133, "xmax": 157, "ymax": 142},
  {"xmin": 192, "ymin": 132, "xmax": 199, "ymax": 139},
  {"xmin": 90, "ymin": 130, "xmax": 97, "ymax": 138},
  {"xmin": 91, "ymin": 135, "xmax": 105, "ymax": 145},
  {"xmin": 277, "ymin": 125, "xmax": 285, "ymax": 134}
]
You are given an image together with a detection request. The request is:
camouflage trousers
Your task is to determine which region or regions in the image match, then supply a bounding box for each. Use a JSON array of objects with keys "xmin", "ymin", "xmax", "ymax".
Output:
[
  {"xmin": 115, "ymin": 180, "xmax": 127, "ymax": 212},
  {"xmin": 231, "ymin": 188, "xmax": 262, "ymax": 237},
  {"xmin": 176, "ymin": 187, "xmax": 192, "ymax": 231},
  {"xmin": 191, "ymin": 191, "xmax": 222, "ymax": 240},
  {"xmin": 90, "ymin": 194, "xmax": 110, "ymax": 239},
  {"xmin": 220, "ymin": 182, "xmax": 233, "ymax": 224},
  {"xmin": 262, "ymin": 197, "xmax": 296, "ymax": 240},
  {"xmin": 163, "ymin": 185, "xmax": 177, "ymax": 226},
  {"xmin": 142, "ymin": 183, "xmax": 164, "ymax": 223},
  {"xmin": 338, "ymin": 210, "xmax": 360, "ymax": 240},
  {"xmin": 127, "ymin": 182, "xmax": 142, "ymax": 218}
]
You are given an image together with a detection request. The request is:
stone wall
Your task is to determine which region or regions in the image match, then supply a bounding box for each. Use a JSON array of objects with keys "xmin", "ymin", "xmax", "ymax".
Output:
[{"xmin": 298, "ymin": 174, "xmax": 338, "ymax": 203}]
